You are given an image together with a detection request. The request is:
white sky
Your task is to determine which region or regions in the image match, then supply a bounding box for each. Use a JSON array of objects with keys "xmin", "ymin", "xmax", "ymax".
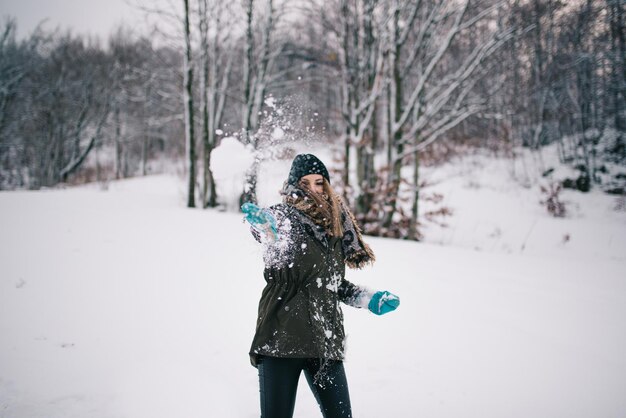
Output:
[{"xmin": 0, "ymin": 0, "xmax": 168, "ymax": 40}]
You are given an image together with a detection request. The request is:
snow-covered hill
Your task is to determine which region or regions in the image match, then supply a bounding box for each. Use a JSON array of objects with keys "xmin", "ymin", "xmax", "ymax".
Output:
[
  {"xmin": 417, "ymin": 148, "xmax": 626, "ymax": 261},
  {"xmin": 1, "ymin": 147, "xmax": 625, "ymax": 417}
]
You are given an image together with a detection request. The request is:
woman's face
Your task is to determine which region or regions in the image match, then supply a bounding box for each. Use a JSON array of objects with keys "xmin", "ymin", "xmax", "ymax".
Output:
[{"xmin": 300, "ymin": 174, "xmax": 324, "ymax": 194}]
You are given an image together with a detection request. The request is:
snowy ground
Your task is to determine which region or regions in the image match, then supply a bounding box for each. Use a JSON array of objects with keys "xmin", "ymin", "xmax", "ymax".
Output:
[{"xmin": 1, "ymin": 147, "xmax": 625, "ymax": 418}]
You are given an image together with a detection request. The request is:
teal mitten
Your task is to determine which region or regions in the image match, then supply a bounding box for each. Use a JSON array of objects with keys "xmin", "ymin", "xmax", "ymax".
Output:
[
  {"xmin": 368, "ymin": 291, "xmax": 400, "ymax": 315},
  {"xmin": 241, "ymin": 202, "xmax": 277, "ymax": 237}
]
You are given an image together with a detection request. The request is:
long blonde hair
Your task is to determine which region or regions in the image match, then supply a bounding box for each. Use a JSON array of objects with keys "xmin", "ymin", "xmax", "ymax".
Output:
[
  {"xmin": 297, "ymin": 178, "xmax": 344, "ymax": 237},
  {"xmin": 286, "ymin": 176, "xmax": 375, "ymax": 269}
]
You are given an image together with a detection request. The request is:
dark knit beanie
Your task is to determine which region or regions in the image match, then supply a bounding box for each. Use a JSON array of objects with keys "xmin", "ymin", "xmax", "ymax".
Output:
[{"xmin": 287, "ymin": 154, "xmax": 330, "ymax": 185}]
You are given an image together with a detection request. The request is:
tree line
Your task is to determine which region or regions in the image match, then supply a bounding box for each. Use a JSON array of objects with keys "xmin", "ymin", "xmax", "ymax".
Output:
[{"xmin": 0, "ymin": 0, "xmax": 623, "ymax": 239}]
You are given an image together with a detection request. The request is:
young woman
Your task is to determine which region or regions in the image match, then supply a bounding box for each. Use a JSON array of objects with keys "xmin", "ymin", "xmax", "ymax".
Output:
[{"xmin": 243, "ymin": 153, "xmax": 400, "ymax": 418}]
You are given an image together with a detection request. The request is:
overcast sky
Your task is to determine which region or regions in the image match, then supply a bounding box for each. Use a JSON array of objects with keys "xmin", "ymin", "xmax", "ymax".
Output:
[{"xmin": 1, "ymin": 0, "xmax": 169, "ymax": 40}]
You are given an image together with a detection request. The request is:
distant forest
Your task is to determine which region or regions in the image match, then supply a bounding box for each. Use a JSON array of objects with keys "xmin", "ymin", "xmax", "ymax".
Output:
[{"xmin": 0, "ymin": 0, "xmax": 624, "ymax": 238}]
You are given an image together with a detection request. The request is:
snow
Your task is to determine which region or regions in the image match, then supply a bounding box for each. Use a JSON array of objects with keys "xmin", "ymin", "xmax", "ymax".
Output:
[
  {"xmin": 264, "ymin": 97, "xmax": 277, "ymax": 109},
  {"xmin": 211, "ymin": 136, "xmax": 254, "ymax": 211},
  {"xmin": 418, "ymin": 147, "xmax": 626, "ymax": 260},
  {"xmin": 1, "ymin": 147, "xmax": 626, "ymax": 417},
  {"xmin": 272, "ymin": 127, "xmax": 285, "ymax": 140}
]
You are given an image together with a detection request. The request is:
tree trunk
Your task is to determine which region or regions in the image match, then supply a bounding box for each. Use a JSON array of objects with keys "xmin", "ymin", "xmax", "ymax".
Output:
[
  {"xmin": 339, "ymin": 0, "xmax": 352, "ymax": 198},
  {"xmin": 242, "ymin": 0, "xmax": 254, "ymax": 146},
  {"xmin": 382, "ymin": 2, "xmax": 403, "ymax": 230},
  {"xmin": 344, "ymin": 133, "xmax": 351, "ymax": 199},
  {"xmin": 141, "ymin": 85, "xmax": 150, "ymax": 176},
  {"xmin": 241, "ymin": 0, "xmax": 276, "ymax": 205},
  {"xmin": 200, "ymin": 0, "xmax": 211, "ymax": 208},
  {"xmin": 355, "ymin": 0, "xmax": 379, "ymax": 217},
  {"xmin": 115, "ymin": 105, "xmax": 122, "ymax": 180},
  {"xmin": 242, "ymin": 157, "xmax": 259, "ymax": 204},
  {"xmin": 183, "ymin": 0, "xmax": 196, "ymax": 208},
  {"xmin": 60, "ymin": 101, "xmax": 109, "ymax": 182},
  {"xmin": 141, "ymin": 133, "xmax": 148, "ymax": 176},
  {"xmin": 608, "ymin": 0, "xmax": 625, "ymax": 137},
  {"xmin": 408, "ymin": 147, "xmax": 419, "ymax": 240},
  {"xmin": 386, "ymin": 81, "xmax": 393, "ymax": 168}
]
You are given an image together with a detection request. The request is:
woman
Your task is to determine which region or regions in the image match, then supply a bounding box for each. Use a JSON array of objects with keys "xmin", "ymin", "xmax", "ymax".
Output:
[{"xmin": 243, "ymin": 153, "xmax": 400, "ymax": 418}]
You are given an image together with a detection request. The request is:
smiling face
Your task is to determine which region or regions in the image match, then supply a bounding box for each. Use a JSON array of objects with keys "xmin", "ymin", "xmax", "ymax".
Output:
[{"xmin": 300, "ymin": 173, "xmax": 324, "ymax": 194}]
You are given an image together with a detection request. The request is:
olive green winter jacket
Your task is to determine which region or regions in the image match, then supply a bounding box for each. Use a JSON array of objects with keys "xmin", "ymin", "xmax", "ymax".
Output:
[{"xmin": 249, "ymin": 204, "xmax": 367, "ymax": 367}]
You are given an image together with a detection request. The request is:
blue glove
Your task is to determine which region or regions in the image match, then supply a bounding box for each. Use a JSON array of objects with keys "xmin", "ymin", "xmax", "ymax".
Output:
[
  {"xmin": 241, "ymin": 202, "xmax": 277, "ymax": 238},
  {"xmin": 368, "ymin": 291, "xmax": 400, "ymax": 315}
]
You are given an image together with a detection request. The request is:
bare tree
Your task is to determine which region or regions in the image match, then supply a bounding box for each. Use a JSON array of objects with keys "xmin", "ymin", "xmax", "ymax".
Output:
[
  {"xmin": 336, "ymin": 0, "xmax": 385, "ymax": 206},
  {"xmin": 2, "ymin": 0, "xmax": 623, "ymax": 216},
  {"xmin": 606, "ymin": 0, "xmax": 625, "ymax": 154},
  {"xmin": 240, "ymin": 0, "xmax": 283, "ymax": 204},
  {"xmin": 381, "ymin": 0, "xmax": 513, "ymax": 237},
  {"xmin": 0, "ymin": 19, "xmax": 25, "ymax": 142},
  {"xmin": 183, "ymin": 0, "xmax": 197, "ymax": 207},
  {"xmin": 0, "ymin": 19, "xmax": 30, "ymax": 188},
  {"xmin": 198, "ymin": 0, "xmax": 234, "ymax": 208}
]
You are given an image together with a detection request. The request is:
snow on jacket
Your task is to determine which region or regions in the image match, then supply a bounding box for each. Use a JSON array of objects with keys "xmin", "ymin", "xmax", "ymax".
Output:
[{"xmin": 249, "ymin": 203, "xmax": 370, "ymax": 367}]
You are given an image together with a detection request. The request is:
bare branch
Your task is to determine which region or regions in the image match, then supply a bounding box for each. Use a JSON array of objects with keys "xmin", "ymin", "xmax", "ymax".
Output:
[{"xmin": 392, "ymin": 0, "xmax": 469, "ymax": 135}]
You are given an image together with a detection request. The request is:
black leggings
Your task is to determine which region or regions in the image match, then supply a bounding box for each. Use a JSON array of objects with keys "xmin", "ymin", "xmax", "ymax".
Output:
[{"xmin": 257, "ymin": 356, "xmax": 352, "ymax": 418}]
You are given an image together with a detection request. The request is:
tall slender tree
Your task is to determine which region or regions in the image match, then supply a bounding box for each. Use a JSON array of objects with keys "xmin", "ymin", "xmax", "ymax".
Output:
[
  {"xmin": 183, "ymin": 0, "xmax": 196, "ymax": 207},
  {"xmin": 241, "ymin": 0, "xmax": 280, "ymax": 204}
]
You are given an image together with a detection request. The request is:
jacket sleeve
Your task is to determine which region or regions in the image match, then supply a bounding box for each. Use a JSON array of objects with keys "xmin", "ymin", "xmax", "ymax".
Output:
[{"xmin": 338, "ymin": 279, "xmax": 374, "ymax": 309}]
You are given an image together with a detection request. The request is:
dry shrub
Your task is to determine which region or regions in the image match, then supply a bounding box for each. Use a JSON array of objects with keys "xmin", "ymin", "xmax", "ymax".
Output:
[
  {"xmin": 334, "ymin": 167, "xmax": 452, "ymax": 241},
  {"xmin": 65, "ymin": 163, "xmax": 115, "ymax": 186},
  {"xmin": 540, "ymin": 182, "xmax": 567, "ymax": 217}
]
